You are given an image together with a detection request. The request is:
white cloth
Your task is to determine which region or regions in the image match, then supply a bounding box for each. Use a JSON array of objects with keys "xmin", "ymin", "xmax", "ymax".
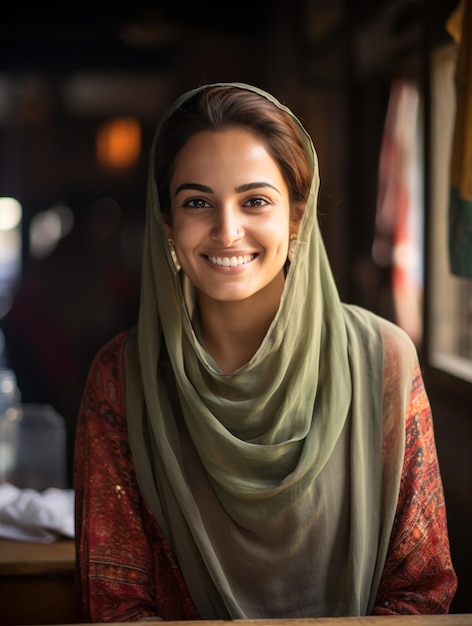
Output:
[{"xmin": 0, "ymin": 483, "xmax": 74, "ymax": 543}]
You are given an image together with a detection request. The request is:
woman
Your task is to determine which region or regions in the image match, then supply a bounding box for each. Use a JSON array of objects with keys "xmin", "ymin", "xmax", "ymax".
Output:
[{"xmin": 74, "ymin": 83, "xmax": 457, "ymax": 622}]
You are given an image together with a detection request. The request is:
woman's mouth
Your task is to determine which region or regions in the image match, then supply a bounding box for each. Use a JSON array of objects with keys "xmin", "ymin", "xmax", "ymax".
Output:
[{"xmin": 205, "ymin": 254, "xmax": 255, "ymax": 267}]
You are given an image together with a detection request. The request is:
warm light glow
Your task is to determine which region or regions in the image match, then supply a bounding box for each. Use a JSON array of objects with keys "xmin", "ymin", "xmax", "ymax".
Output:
[{"xmin": 96, "ymin": 117, "xmax": 141, "ymax": 169}]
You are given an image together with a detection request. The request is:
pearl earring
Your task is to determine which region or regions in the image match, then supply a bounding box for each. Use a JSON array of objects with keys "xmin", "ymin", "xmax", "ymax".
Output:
[
  {"xmin": 288, "ymin": 233, "xmax": 297, "ymax": 263},
  {"xmin": 167, "ymin": 239, "xmax": 181, "ymax": 272}
]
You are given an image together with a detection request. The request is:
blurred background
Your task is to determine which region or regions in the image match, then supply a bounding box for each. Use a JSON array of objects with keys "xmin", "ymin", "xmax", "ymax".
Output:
[{"xmin": 0, "ymin": 0, "xmax": 471, "ymax": 613}]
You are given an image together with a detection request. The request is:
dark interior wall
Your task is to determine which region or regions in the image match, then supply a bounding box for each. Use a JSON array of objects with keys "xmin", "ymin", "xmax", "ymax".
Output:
[
  {"xmin": 0, "ymin": 0, "xmax": 470, "ymax": 614},
  {"xmin": 425, "ymin": 372, "xmax": 472, "ymax": 614}
]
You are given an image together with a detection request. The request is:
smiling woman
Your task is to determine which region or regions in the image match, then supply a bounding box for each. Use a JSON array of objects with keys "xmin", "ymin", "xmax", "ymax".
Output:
[{"xmin": 73, "ymin": 83, "xmax": 457, "ymax": 623}]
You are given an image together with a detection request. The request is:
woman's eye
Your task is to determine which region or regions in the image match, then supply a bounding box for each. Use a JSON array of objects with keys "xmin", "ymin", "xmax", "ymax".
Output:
[
  {"xmin": 184, "ymin": 198, "xmax": 211, "ymax": 209},
  {"xmin": 245, "ymin": 196, "xmax": 269, "ymax": 208}
]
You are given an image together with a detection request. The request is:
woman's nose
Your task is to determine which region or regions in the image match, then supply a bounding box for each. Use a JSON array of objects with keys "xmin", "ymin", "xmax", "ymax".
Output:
[{"xmin": 211, "ymin": 206, "xmax": 243, "ymax": 244}]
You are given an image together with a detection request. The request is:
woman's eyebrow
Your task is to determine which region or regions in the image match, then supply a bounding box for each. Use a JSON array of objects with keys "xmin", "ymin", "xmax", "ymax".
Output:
[
  {"xmin": 235, "ymin": 182, "xmax": 281, "ymax": 194},
  {"xmin": 174, "ymin": 183, "xmax": 213, "ymax": 196},
  {"xmin": 174, "ymin": 181, "xmax": 281, "ymax": 196}
]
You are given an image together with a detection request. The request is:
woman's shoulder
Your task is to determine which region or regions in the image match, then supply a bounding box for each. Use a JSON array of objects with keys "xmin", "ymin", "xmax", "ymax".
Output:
[
  {"xmin": 92, "ymin": 328, "xmax": 133, "ymax": 366},
  {"xmin": 376, "ymin": 315, "xmax": 420, "ymax": 381},
  {"xmin": 83, "ymin": 328, "xmax": 134, "ymax": 405},
  {"xmin": 342, "ymin": 303, "xmax": 418, "ymax": 365}
]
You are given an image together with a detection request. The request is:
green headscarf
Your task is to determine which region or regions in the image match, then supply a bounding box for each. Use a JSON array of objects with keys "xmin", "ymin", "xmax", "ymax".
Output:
[{"xmin": 125, "ymin": 83, "xmax": 411, "ymax": 617}]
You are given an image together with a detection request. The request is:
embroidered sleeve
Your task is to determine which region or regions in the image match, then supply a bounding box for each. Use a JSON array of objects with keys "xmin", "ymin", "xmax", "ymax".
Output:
[
  {"xmin": 373, "ymin": 365, "xmax": 458, "ymax": 614},
  {"xmin": 74, "ymin": 331, "xmax": 161, "ymax": 622}
]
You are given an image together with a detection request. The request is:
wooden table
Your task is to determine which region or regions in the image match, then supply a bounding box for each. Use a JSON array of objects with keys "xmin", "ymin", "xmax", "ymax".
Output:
[
  {"xmin": 81, "ymin": 617, "xmax": 472, "ymax": 625},
  {"xmin": 0, "ymin": 538, "xmax": 77, "ymax": 625},
  {"xmin": 90, "ymin": 619, "xmax": 472, "ymax": 625}
]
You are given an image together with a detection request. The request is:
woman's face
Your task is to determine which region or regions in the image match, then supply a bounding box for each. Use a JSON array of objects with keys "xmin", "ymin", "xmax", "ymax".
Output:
[{"xmin": 165, "ymin": 128, "xmax": 298, "ymax": 305}]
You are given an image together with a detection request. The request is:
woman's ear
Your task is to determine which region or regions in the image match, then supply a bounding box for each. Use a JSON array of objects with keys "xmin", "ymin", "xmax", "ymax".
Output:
[
  {"xmin": 163, "ymin": 218, "xmax": 173, "ymax": 240},
  {"xmin": 290, "ymin": 202, "xmax": 305, "ymax": 232}
]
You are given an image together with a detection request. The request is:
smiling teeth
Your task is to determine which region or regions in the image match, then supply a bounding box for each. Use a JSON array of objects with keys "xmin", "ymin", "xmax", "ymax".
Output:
[{"xmin": 208, "ymin": 254, "xmax": 254, "ymax": 267}]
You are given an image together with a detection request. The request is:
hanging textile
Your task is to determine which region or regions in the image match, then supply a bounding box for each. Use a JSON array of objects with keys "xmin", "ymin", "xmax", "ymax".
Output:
[
  {"xmin": 447, "ymin": 0, "xmax": 472, "ymax": 279},
  {"xmin": 373, "ymin": 79, "xmax": 423, "ymax": 346}
]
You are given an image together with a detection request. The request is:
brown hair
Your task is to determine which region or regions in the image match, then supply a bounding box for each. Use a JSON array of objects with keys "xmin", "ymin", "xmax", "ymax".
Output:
[{"xmin": 154, "ymin": 85, "xmax": 312, "ymax": 221}]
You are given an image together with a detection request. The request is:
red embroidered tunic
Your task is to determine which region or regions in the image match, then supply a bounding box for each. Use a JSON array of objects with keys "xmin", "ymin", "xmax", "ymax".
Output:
[{"xmin": 74, "ymin": 330, "xmax": 457, "ymax": 622}]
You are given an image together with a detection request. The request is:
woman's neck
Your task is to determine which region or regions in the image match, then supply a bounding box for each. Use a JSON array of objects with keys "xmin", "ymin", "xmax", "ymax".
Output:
[{"xmin": 197, "ymin": 273, "xmax": 285, "ymax": 373}]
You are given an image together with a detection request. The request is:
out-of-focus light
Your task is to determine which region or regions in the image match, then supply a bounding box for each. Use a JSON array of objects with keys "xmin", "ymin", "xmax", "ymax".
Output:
[
  {"xmin": 96, "ymin": 117, "xmax": 141, "ymax": 169},
  {"xmin": 0, "ymin": 230, "xmax": 21, "ymax": 301},
  {"xmin": 30, "ymin": 210, "xmax": 61, "ymax": 258},
  {"xmin": 29, "ymin": 204, "xmax": 75, "ymax": 259},
  {"xmin": 0, "ymin": 198, "xmax": 22, "ymax": 310},
  {"xmin": 0, "ymin": 230, "xmax": 21, "ymax": 264},
  {"xmin": 0, "ymin": 197, "xmax": 22, "ymax": 231},
  {"xmin": 52, "ymin": 203, "xmax": 74, "ymax": 238}
]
